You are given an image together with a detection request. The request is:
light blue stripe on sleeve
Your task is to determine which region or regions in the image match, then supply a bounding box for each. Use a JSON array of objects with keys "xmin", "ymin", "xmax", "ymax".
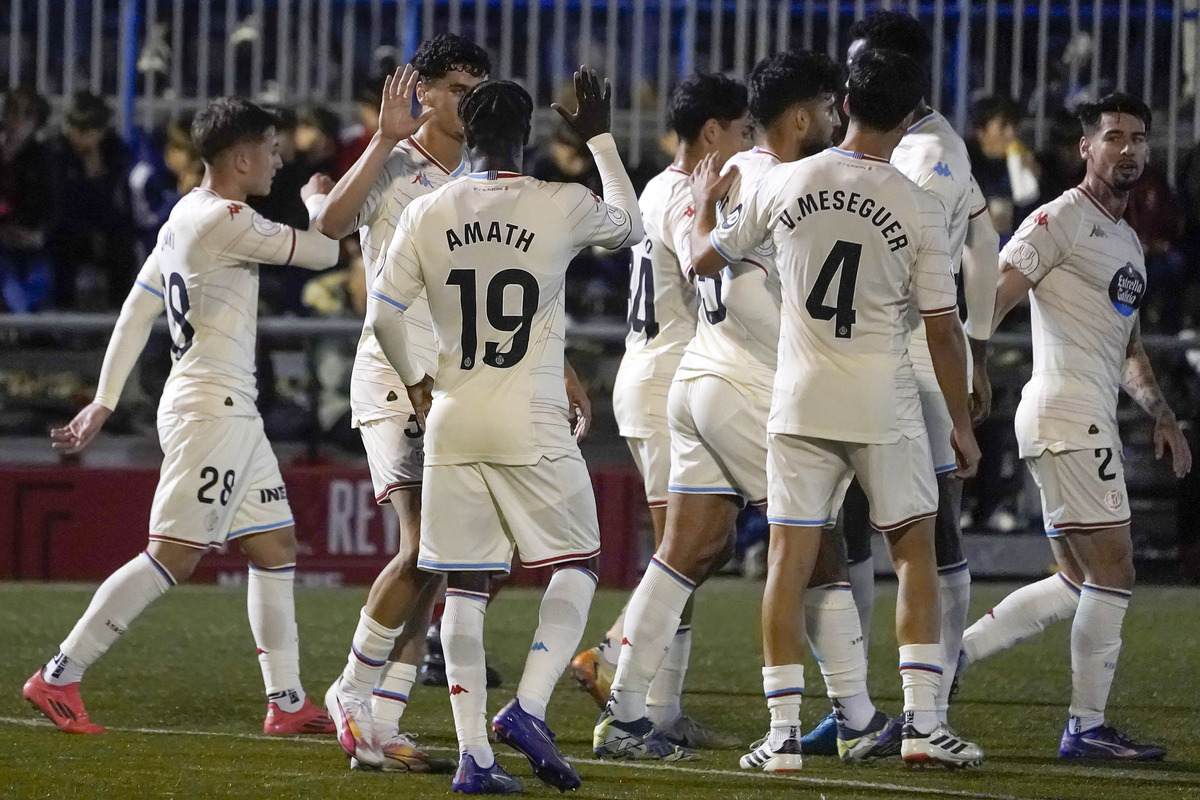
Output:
[
  {"xmin": 136, "ymin": 280, "xmax": 164, "ymax": 300},
  {"xmin": 709, "ymin": 230, "xmax": 738, "ymax": 264},
  {"xmin": 369, "ymin": 290, "xmax": 408, "ymax": 312}
]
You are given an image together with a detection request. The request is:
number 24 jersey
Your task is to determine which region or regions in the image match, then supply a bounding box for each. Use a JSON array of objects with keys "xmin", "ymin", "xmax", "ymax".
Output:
[
  {"xmin": 375, "ymin": 171, "xmax": 636, "ymax": 466},
  {"xmin": 711, "ymin": 148, "xmax": 957, "ymax": 444}
]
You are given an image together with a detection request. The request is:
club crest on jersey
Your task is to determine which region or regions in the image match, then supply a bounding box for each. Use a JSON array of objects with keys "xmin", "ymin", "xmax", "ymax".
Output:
[
  {"xmin": 1108, "ymin": 263, "xmax": 1145, "ymax": 317},
  {"xmin": 1104, "ymin": 489, "xmax": 1124, "ymax": 510},
  {"xmin": 251, "ymin": 212, "xmax": 282, "ymax": 237},
  {"xmin": 932, "ymin": 161, "xmax": 953, "ymax": 178},
  {"xmin": 1008, "ymin": 241, "xmax": 1039, "ymax": 276},
  {"xmin": 607, "ymin": 205, "xmax": 629, "ymax": 227}
]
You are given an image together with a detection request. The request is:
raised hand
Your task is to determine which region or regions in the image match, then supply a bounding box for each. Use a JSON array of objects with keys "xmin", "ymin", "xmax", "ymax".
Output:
[
  {"xmin": 378, "ymin": 64, "xmax": 434, "ymax": 144},
  {"xmin": 50, "ymin": 402, "xmax": 112, "ymax": 455},
  {"xmin": 551, "ymin": 66, "xmax": 611, "ymax": 142},
  {"xmin": 689, "ymin": 151, "xmax": 739, "ymax": 211}
]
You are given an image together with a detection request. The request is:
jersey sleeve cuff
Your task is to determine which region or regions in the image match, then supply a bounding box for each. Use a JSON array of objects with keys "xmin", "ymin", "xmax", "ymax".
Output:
[
  {"xmin": 709, "ymin": 230, "xmax": 739, "ymax": 265},
  {"xmin": 919, "ymin": 304, "xmax": 959, "ymax": 317}
]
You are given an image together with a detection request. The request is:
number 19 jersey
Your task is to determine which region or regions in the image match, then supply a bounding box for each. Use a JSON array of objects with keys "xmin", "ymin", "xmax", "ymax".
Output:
[
  {"xmin": 376, "ymin": 170, "xmax": 637, "ymax": 466},
  {"xmin": 711, "ymin": 148, "xmax": 957, "ymax": 444}
]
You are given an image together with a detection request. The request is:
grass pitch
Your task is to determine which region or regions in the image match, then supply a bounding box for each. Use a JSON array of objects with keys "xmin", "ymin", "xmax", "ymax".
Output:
[{"xmin": 1, "ymin": 579, "xmax": 1198, "ymax": 799}]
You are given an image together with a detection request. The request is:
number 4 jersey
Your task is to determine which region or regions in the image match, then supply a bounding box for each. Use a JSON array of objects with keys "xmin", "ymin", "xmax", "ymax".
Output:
[
  {"xmin": 373, "ymin": 136, "xmax": 640, "ymax": 466},
  {"xmin": 147, "ymin": 188, "xmax": 339, "ymax": 421},
  {"xmin": 711, "ymin": 147, "xmax": 957, "ymax": 444}
]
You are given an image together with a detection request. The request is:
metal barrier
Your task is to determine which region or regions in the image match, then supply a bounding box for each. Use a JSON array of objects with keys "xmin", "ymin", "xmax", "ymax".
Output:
[{"xmin": 4, "ymin": 1, "xmax": 1200, "ymax": 174}]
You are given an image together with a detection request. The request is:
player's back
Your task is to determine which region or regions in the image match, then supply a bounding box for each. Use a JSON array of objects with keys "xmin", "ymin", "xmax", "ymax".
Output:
[
  {"xmin": 622, "ymin": 167, "xmax": 697, "ymax": 374},
  {"xmin": 891, "ymin": 111, "xmax": 973, "ymax": 267},
  {"xmin": 156, "ymin": 189, "xmax": 285, "ymax": 418},
  {"xmin": 765, "ymin": 148, "xmax": 955, "ymax": 442},
  {"xmin": 390, "ymin": 170, "xmax": 635, "ymax": 465},
  {"xmin": 680, "ymin": 147, "xmax": 782, "ymax": 393}
]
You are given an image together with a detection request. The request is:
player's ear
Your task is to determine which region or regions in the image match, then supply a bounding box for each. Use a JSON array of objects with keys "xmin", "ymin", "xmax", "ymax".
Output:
[
  {"xmin": 793, "ymin": 105, "xmax": 810, "ymax": 141},
  {"xmin": 699, "ymin": 118, "xmax": 719, "ymax": 147},
  {"xmin": 1079, "ymin": 135, "xmax": 1091, "ymax": 163},
  {"xmin": 842, "ymin": 95, "xmax": 851, "ymax": 118},
  {"xmin": 414, "ymin": 78, "xmax": 430, "ymax": 107}
]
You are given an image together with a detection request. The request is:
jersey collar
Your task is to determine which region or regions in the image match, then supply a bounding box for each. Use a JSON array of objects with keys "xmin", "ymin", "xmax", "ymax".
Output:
[
  {"xmin": 906, "ymin": 111, "xmax": 939, "ymax": 134},
  {"xmin": 1076, "ymin": 185, "xmax": 1120, "ymax": 224},
  {"xmin": 466, "ymin": 170, "xmax": 524, "ymax": 179},
  {"xmin": 407, "ymin": 136, "xmax": 463, "ymax": 177},
  {"xmin": 826, "ymin": 146, "xmax": 890, "ymax": 164},
  {"xmin": 752, "ymin": 146, "xmax": 781, "ymax": 161}
]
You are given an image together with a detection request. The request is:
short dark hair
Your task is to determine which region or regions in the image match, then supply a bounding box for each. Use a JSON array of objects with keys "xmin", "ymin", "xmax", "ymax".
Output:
[
  {"xmin": 65, "ymin": 91, "xmax": 113, "ymax": 131},
  {"xmin": 667, "ymin": 73, "xmax": 748, "ymax": 143},
  {"xmin": 971, "ymin": 95, "xmax": 1023, "ymax": 130},
  {"xmin": 846, "ymin": 49, "xmax": 923, "ymax": 132},
  {"xmin": 748, "ymin": 50, "xmax": 843, "ymax": 128},
  {"xmin": 411, "ymin": 33, "xmax": 491, "ymax": 82},
  {"xmin": 1078, "ymin": 92, "xmax": 1152, "ymax": 136},
  {"xmin": 191, "ymin": 97, "xmax": 280, "ymax": 162},
  {"xmin": 459, "ymin": 80, "xmax": 533, "ymax": 153},
  {"xmin": 3, "ymin": 87, "xmax": 50, "ymax": 128},
  {"xmin": 848, "ymin": 11, "xmax": 933, "ymax": 69}
]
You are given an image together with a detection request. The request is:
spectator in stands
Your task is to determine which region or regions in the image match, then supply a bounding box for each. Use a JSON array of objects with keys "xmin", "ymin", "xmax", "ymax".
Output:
[
  {"xmin": 129, "ymin": 119, "xmax": 201, "ymax": 265},
  {"xmin": 48, "ymin": 91, "xmax": 134, "ymax": 310},
  {"xmin": 295, "ymin": 105, "xmax": 342, "ymax": 178},
  {"xmin": 336, "ymin": 84, "xmax": 383, "ymax": 177},
  {"xmin": 1126, "ymin": 164, "xmax": 1188, "ymax": 333},
  {"xmin": 0, "ymin": 87, "xmax": 52, "ymax": 313},
  {"xmin": 968, "ymin": 95, "xmax": 1039, "ymax": 239},
  {"xmin": 1036, "ymin": 110, "xmax": 1087, "ymax": 204}
]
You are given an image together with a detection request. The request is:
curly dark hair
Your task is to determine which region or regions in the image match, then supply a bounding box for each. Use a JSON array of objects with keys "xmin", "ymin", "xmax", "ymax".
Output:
[
  {"xmin": 846, "ymin": 49, "xmax": 923, "ymax": 132},
  {"xmin": 847, "ymin": 11, "xmax": 933, "ymax": 68},
  {"xmin": 458, "ymin": 80, "xmax": 533, "ymax": 153},
  {"xmin": 410, "ymin": 33, "xmax": 492, "ymax": 82},
  {"xmin": 667, "ymin": 73, "xmax": 748, "ymax": 143},
  {"xmin": 1078, "ymin": 92, "xmax": 1152, "ymax": 135},
  {"xmin": 748, "ymin": 50, "xmax": 843, "ymax": 128},
  {"xmin": 191, "ymin": 96, "xmax": 280, "ymax": 162}
]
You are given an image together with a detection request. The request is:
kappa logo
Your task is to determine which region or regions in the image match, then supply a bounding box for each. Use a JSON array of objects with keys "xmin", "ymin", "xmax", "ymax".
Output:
[
  {"xmin": 411, "ymin": 172, "xmax": 433, "ymax": 188},
  {"xmin": 449, "ymin": 684, "xmax": 469, "ymax": 696},
  {"xmin": 932, "ymin": 161, "xmax": 953, "ymax": 178},
  {"xmin": 1090, "ymin": 224, "xmax": 1107, "ymax": 238},
  {"xmin": 530, "ymin": 641, "xmax": 549, "ymax": 652},
  {"xmin": 621, "ymin": 637, "xmax": 631, "ymax": 646},
  {"xmin": 227, "ymin": 203, "xmax": 243, "ymax": 221},
  {"xmin": 684, "ymin": 205, "xmax": 695, "ymax": 218},
  {"xmin": 1034, "ymin": 211, "xmax": 1049, "ymax": 228}
]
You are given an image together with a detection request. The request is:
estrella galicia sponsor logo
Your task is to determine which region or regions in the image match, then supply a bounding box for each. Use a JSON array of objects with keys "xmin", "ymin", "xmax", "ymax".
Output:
[{"xmin": 1108, "ymin": 263, "xmax": 1145, "ymax": 317}]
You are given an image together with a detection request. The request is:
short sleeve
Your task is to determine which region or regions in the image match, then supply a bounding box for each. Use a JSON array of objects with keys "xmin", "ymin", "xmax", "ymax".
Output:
[
  {"xmin": 356, "ymin": 155, "xmax": 401, "ymax": 230},
  {"xmin": 551, "ymin": 183, "xmax": 636, "ymax": 251},
  {"xmin": 913, "ymin": 193, "xmax": 958, "ymax": 316},
  {"xmin": 1000, "ymin": 201, "xmax": 1077, "ymax": 286},
  {"xmin": 373, "ymin": 205, "xmax": 426, "ymax": 313},
  {"xmin": 197, "ymin": 200, "xmax": 301, "ymax": 265},
  {"xmin": 708, "ymin": 168, "xmax": 774, "ymax": 265},
  {"xmin": 664, "ymin": 195, "xmax": 696, "ymax": 278},
  {"xmin": 134, "ymin": 248, "xmax": 165, "ymax": 302},
  {"xmin": 967, "ymin": 176, "xmax": 989, "ymax": 219}
]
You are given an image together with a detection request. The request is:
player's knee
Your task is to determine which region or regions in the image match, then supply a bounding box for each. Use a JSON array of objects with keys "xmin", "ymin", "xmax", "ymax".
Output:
[
  {"xmin": 145, "ymin": 541, "xmax": 203, "ymax": 583},
  {"xmin": 554, "ymin": 555, "xmax": 600, "ymax": 579},
  {"xmin": 446, "ymin": 570, "xmax": 492, "ymax": 594}
]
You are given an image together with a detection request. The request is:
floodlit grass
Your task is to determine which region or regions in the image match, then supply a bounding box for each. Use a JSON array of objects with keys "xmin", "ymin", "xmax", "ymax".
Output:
[{"xmin": 1, "ymin": 579, "xmax": 1198, "ymax": 799}]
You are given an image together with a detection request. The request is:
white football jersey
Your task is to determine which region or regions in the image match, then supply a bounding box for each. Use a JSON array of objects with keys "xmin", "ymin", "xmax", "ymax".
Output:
[
  {"xmin": 150, "ymin": 188, "xmax": 338, "ymax": 419},
  {"xmin": 1002, "ymin": 186, "xmax": 1146, "ymax": 456},
  {"xmin": 350, "ymin": 137, "xmax": 467, "ymax": 426},
  {"xmin": 711, "ymin": 147, "xmax": 958, "ymax": 444},
  {"xmin": 676, "ymin": 147, "xmax": 782, "ymax": 395},
  {"xmin": 375, "ymin": 170, "xmax": 637, "ymax": 466},
  {"xmin": 613, "ymin": 166, "xmax": 698, "ymax": 437}
]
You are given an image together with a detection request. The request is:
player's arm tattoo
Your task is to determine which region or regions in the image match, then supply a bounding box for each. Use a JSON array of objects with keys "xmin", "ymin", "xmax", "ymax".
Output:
[{"xmin": 1121, "ymin": 316, "xmax": 1173, "ymax": 421}]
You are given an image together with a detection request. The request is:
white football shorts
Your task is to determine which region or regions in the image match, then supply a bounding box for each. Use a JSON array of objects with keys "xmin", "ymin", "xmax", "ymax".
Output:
[
  {"xmin": 149, "ymin": 413, "xmax": 293, "ymax": 549},
  {"xmin": 418, "ymin": 452, "xmax": 601, "ymax": 573},
  {"xmin": 667, "ymin": 375, "xmax": 769, "ymax": 506},
  {"xmin": 359, "ymin": 413, "xmax": 425, "ymax": 505},
  {"xmin": 1026, "ymin": 447, "xmax": 1130, "ymax": 537},
  {"xmin": 767, "ymin": 432, "xmax": 938, "ymax": 531},
  {"xmin": 624, "ymin": 431, "xmax": 670, "ymax": 508}
]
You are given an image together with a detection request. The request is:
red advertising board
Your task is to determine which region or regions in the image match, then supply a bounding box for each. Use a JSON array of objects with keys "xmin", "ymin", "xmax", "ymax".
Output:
[{"xmin": 0, "ymin": 463, "xmax": 652, "ymax": 588}]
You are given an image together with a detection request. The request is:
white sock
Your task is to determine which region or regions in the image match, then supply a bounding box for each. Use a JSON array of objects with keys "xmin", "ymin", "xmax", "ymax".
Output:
[
  {"xmin": 763, "ymin": 664, "xmax": 804, "ymax": 747},
  {"xmin": 935, "ymin": 564, "xmax": 971, "ymax": 723},
  {"xmin": 51, "ymin": 551, "xmax": 174, "ymax": 684},
  {"xmin": 373, "ymin": 661, "xmax": 417, "ymax": 735},
  {"xmin": 442, "ymin": 590, "xmax": 493, "ymax": 767},
  {"xmin": 599, "ymin": 603, "xmax": 628, "ymax": 667},
  {"xmin": 963, "ymin": 573, "xmax": 1080, "ymax": 664},
  {"xmin": 610, "ymin": 557, "xmax": 695, "ymax": 723},
  {"xmin": 847, "ymin": 557, "xmax": 875, "ymax": 655},
  {"xmin": 805, "ymin": 583, "xmax": 874, "ymax": 730},
  {"xmin": 1068, "ymin": 584, "xmax": 1129, "ymax": 732},
  {"xmin": 248, "ymin": 565, "xmax": 305, "ymax": 711},
  {"xmin": 343, "ymin": 609, "xmax": 402, "ymax": 692},
  {"xmin": 516, "ymin": 567, "xmax": 597, "ymax": 721},
  {"xmin": 898, "ymin": 643, "xmax": 942, "ymax": 735},
  {"xmin": 647, "ymin": 625, "xmax": 692, "ymax": 728}
]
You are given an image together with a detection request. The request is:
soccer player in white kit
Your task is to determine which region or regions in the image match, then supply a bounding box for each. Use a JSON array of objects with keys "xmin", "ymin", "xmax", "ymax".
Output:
[
  {"xmin": 367, "ymin": 73, "xmax": 642, "ymax": 793},
  {"xmin": 314, "ymin": 34, "xmax": 489, "ymax": 773},
  {"xmin": 690, "ymin": 49, "xmax": 983, "ymax": 770},
  {"xmin": 592, "ymin": 50, "xmax": 851, "ymax": 762},
  {"xmin": 570, "ymin": 73, "xmax": 752, "ymax": 741},
  {"xmin": 26, "ymin": 98, "xmax": 340, "ymax": 735},
  {"xmin": 959, "ymin": 94, "xmax": 1190, "ymax": 760},
  {"xmin": 800, "ymin": 12, "xmax": 1001, "ymax": 756}
]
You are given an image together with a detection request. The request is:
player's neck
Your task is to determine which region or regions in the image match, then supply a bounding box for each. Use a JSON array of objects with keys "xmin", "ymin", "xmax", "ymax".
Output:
[
  {"xmin": 673, "ymin": 142, "xmax": 706, "ymax": 174},
  {"xmin": 199, "ymin": 168, "xmax": 248, "ymax": 203},
  {"xmin": 1079, "ymin": 173, "xmax": 1129, "ymax": 220},
  {"xmin": 760, "ymin": 128, "xmax": 798, "ymax": 163},
  {"xmin": 838, "ymin": 121, "xmax": 902, "ymax": 162},
  {"xmin": 412, "ymin": 124, "xmax": 465, "ymax": 173},
  {"xmin": 468, "ymin": 147, "xmax": 523, "ymax": 175}
]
